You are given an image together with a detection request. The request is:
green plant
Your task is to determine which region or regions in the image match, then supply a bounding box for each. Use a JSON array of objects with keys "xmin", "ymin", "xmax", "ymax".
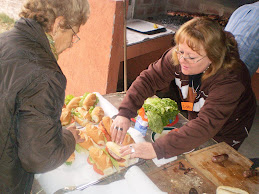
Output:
[{"xmin": 0, "ymin": 13, "xmax": 15, "ymax": 24}]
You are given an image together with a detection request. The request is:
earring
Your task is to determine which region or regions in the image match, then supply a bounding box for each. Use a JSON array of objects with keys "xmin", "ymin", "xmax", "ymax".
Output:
[{"xmin": 203, "ymin": 64, "xmax": 210, "ymax": 73}]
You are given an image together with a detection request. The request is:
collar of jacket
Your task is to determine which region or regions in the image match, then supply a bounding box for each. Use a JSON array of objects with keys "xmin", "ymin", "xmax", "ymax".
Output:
[{"xmin": 14, "ymin": 18, "xmax": 62, "ymax": 73}]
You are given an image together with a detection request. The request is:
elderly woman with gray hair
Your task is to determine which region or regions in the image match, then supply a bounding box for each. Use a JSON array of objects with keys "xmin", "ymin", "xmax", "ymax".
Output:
[{"xmin": 0, "ymin": 0, "xmax": 90, "ymax": 192}]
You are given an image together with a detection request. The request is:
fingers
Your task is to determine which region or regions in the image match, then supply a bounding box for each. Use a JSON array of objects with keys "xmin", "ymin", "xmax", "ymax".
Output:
[
  {"xmin": 110, "ymin": 116, "xmax": 131, "ymax": 144},
  {"xmin": 120, "ymin": 144, "xmax": 136, "ymax": 158},
  {"xmin": 120, "ymin": 142, "xmax": 157, "ymax": 160},
  {"xmin": 76, "ymin": 136, "xmax": 85, "ymax": 143},
  {"xmin": 66, "ymin": 123, "xmax": 76, "ymax": 131},
  {"xmin": 119, "ymin": 129, "xmax": 127, "ymax": 145},
  {"xmin": 111, "ymin": 124, "xmax": 118, "ymax": 142},
  {"xmin": 115, "ymin": 127, "xmax": 126, "ymax": 144}
]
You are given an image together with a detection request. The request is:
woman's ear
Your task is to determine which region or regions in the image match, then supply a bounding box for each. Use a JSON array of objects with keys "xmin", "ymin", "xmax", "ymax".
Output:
[{"xmin": 51, "ymin": 16, "xmax": 65, "ymax": 36}]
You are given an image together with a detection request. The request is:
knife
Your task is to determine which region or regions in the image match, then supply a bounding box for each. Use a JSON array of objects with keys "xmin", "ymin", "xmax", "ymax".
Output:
[
  {"xmin": 53, "ymin": 159, "xmax": 146, "ymax": 194},
  {"xmin": 53, "ymin": 173, "xmax": 115, "ymax": 194}
]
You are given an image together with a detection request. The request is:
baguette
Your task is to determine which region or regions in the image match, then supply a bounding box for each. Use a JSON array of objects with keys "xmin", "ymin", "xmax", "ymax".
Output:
[
  {"xmin": 91, "ymin": 106, "xmax": 104, "ymax": 123},
  {"xmin": 60, "ymin": 108, "xmax": 71, "ymax": 126},
  {"xmin": 75, "ymin": 107, "xmax": 91, "ymax": 121},
  {"xmin": 122, "ymin": 133, "xmax": 135, "ymax": 146},
  {"xmin": 78, "ymin": 131, "xmax": 94, "ymax": 151},
  {"xmin": 85, "ymin": 123, "xmax": 105, "ymax": 146},
  {"xmin": 88, "ymin": 147, "xmax": 113, "ymax": 175},
  {"xmin": 98, "ymin": 116, "xmax": 113, "ymax": 141},
  {"xmin": 101, "ymin": 116, "xmax": 113, "ymax": 135},
  {"xmin": 66, "ymin": 96, "xmax": 81, "ymax": 111},
  {"xmin": 83, "ymin": 93, "xmax": 96, "ymax": 110},
  {"xmin": 106, "ymin": 141, "xmax": 130, "ymax": 167},
  {"xmin": 74, "ymin": 115, "xmax": 90, "ymax": 127},
  {"xmin": 65, "ymin": 152, "xmax": 75, "ymax": 165}
]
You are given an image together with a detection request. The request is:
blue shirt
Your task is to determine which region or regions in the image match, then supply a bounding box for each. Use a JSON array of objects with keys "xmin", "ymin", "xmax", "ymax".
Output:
[{"xmin": 225, "ymin": 2, "xmax": 259, "ymax": 76}]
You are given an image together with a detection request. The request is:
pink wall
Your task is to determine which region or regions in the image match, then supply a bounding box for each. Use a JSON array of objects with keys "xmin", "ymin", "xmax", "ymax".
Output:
[{"xmin": 58, "ymin": 0, "xmax": 124, "ymax": 96}]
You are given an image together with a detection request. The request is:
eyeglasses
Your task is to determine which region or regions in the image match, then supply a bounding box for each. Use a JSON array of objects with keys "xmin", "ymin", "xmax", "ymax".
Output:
[
  {"xmin": 69, "ymin": 25, "xmax": 80, "ymax": 44},
  {"xmin": 175, "ymin": 47, "xmax": 206, "ymax": 64}
]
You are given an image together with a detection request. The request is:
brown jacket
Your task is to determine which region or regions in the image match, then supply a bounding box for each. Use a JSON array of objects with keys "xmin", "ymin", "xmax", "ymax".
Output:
[
  {"xmin": 118, "ymin": 48, "xmax": 256, "ymax": 159},
  {"xmin": 0, "ymin": 18, "xmax": 75, "ymax": 193}
]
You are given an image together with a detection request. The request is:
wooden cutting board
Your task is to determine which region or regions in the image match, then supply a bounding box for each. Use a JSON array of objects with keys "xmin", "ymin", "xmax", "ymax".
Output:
[
  {"xmin": 147, "ymin": 159, "xmax": 217, "ymax": 193},
  {"xmin": 185, "ymin": 142, "xmax": 259, "ymax": 193}
]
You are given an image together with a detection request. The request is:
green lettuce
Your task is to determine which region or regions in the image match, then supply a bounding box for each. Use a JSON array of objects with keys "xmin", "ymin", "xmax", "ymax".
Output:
[
  {"xmin": 65, "ymin": 94, "xmax": 75, "ymax": 105},
  {"xmin": 103, "ymin": 149, "xmax": 120, "ymax": 171},
  {"xmin": 71, "ymin": 109, "xmax": 82, "ymax": 118},
  {"xmin": 75, "ymin": 144, "xmax": 84, "ymax": 153},
  {"xmin": 65, "ymin": 161, "xmax": 72, "ymax": 165},
  {"xmin": 143, "ymin": 97, "xmax": 179, "ymax": 134}
]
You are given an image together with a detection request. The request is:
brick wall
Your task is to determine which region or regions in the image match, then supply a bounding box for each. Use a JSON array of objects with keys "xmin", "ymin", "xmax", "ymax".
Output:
[{"xmin": 0, "ymin": 0, "xmax": 25, "ymax": 20}]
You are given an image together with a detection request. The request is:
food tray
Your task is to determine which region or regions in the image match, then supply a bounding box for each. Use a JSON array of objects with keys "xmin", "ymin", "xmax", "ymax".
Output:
[
  {"xmin": 127, "ymin": 19, "xmax": 167, "ymax": 35},
  {"xmin": 35, "ymin": 92, "xmax": 145, "ymax": 194}
]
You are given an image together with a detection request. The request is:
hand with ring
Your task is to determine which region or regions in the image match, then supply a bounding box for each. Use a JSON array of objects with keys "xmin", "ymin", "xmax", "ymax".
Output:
[
  {"xmin": 120, "ymin": 142, "xmax": 157, "ymax": 159},
  {"xmin": 110, "ymin": 115, "xmax": 131, "ymax": 144}
]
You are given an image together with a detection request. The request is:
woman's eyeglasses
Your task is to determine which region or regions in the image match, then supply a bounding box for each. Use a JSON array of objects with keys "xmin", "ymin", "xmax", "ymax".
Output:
[
  {"xmin": 175, "ymin": 47, "xmax": 206, "ymax": 64},
  {"xmin": 69, "ymin": 25, "xmax": 80, "ymax": 44}
]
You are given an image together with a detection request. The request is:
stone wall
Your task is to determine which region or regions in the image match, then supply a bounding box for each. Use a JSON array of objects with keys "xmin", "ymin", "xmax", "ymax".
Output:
[{"xmin": 0, "ymin": 0, "xmax": 25, "ymax": 20}]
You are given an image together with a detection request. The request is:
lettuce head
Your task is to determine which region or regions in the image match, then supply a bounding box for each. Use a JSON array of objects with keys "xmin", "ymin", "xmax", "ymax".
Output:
[{"xmin": 143, "ymin": 97, "xmax": 179, "ymax": 134}]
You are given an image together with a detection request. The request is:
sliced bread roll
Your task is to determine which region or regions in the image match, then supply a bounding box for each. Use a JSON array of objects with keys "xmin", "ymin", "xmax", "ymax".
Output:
[
  {"xmin": 66, "ymin": 96, "xmax": 81, "ymax": 111},
  {"xmin": 91, "ymin": 106, "xmax": 104, "ymax": 123},
  {"xmin": 89, "ymin": 147, "xmax": 113, "ymax": 175},
  {"xmin": 85, "ymin": 123, "xmax": 105, "ymax": 146},
  {"xmin": 60, "ymin": 108, "xmax": 71, "ymax": 126},
  {"xmin": 83, "ymin": 93, "xmax": 96, "ymax": 110},
  {"xmin": 74, "ymin": 115, "xmax": 90, "ymax": 127},
  {"xmin": 75, "ymin": 107, "xmax": 91, "ymax": 121},
  {"xmin": 122, "ymin": 133, "xmax": 135, "ymax": 146},
  {"xmin": 78, "ymin": 131, "xmax": 94, "ymax": 151}
]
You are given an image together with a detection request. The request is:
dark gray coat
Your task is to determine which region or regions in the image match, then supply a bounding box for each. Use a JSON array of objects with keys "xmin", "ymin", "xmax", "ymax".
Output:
[{"xmin": 0, "ymin": 18, "xmax": 75, "ymax": 193}]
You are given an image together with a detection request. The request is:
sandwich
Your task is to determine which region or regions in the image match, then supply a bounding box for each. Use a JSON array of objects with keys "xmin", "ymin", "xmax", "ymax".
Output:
[
  {"xmin": 122, "ymin": 133, "xmax": 135, "ymax": 146},
  {"xmin": 74, "ymin": 116, "xmax": 90, "ymax": 127},
  {"xmin": 65, "ymin": 152, "xmax": 75, "ymax": 165},
  {"xmin": 77, "ymin": 130, "xmax": 94, "ymax": 151},
  {"xmin": 66, "ymin": 96, "xmax": 81, "ymax": 111},
  {"xmin": 72, "ymin": 107, "xmax": 91, "ymax": 127},
  {"xmin": 83, "ymin": 93, "xmax": 97, "ymax": 110},
  {"xmin": 60, "ymin": 108, "xmax": 71, "ymax": 126},
  {"xmin": 76, "ymin": 107, "xmax": 91, "ymax": 120},
  {"xmin": 106, "ymin": 141, "xmax": 130, "ymax": 167},
  {"xmin": 88, "ymin": 147, "xmax": 114, "ymax": 175},
  {"xmin": 91, "ymin": 106, "xmax": 104, "ymax": 123},
  {"xmin": 85, "ymin": 123, "xmax": 105, "ymax": 146},
  {"xmin": 98, "ymin": 116, "xmax": 113, "ymax": 141}
]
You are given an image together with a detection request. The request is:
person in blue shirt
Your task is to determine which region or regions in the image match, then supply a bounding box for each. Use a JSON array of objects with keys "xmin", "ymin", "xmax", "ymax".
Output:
[{"xmin": 225, "ymin": 2, "xmax": 259, "ymax": 77}]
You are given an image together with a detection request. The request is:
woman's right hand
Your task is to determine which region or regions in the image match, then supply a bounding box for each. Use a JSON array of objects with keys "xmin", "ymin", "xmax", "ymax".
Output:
[
  {"xmin": 111, "ymin": 115, "xmax": 131, "ymax": 145},
  {"xmin": 66, "ymin": 124, "xmax": 84, "ymax": 144},
  {"xmin": 120, "ymin": 142, "xmax": 157, "ymax": 160}
]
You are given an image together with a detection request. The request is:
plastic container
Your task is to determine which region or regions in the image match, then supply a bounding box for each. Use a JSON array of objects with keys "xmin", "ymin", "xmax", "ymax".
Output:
[{"xmin": 134, "ymin": 107, "xmax": 149, "ymax": 137}]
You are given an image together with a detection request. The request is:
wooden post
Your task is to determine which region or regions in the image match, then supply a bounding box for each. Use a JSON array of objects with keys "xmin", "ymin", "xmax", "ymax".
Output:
[{"xmin": 123, "ymin": 0, "xmax": 127, "ymax": 92}]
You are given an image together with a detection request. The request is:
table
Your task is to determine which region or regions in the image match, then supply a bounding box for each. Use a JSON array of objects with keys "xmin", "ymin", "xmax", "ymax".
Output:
[{"xmin": 31, "ymin": 92, "xmax": 217, "ymax": 193}]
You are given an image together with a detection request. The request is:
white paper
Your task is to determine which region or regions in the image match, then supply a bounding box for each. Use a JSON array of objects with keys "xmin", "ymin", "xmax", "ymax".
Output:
[
  {"xmin": 152, "ymin": 157, "xmax": 177, "ymax": 167},
  {"xmin": 35, "ymin": 92, "xmax": 146, "ymax": 194},
  {"xmin": 72, "ymin": 166, "xmax": 167, "ymax": 194}
]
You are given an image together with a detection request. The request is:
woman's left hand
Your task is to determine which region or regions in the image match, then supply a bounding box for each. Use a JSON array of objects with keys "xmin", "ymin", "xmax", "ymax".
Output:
[{"xmin": 120, "ymin": 142, "xmax": 157, "ymax": 160}]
